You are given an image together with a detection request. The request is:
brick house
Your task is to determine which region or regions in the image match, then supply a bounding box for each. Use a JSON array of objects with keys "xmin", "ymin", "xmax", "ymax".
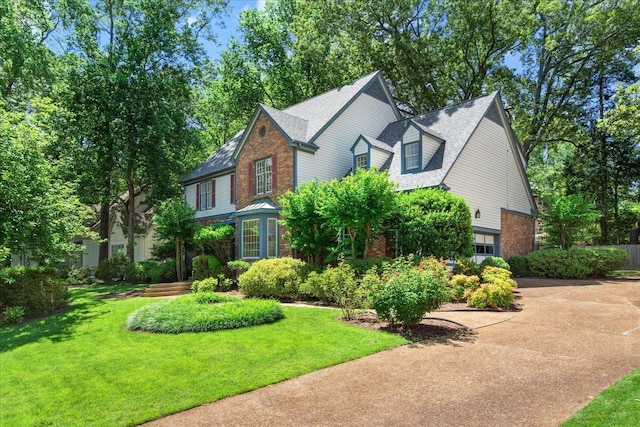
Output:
[{"xmin": 181, "ymin": 71, "xmax": 536, "ymax": 263}]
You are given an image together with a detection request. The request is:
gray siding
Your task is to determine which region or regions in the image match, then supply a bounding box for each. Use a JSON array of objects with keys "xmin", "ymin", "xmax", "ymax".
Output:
[
  {"xmin": 185, "ymin": 173, "xmax": 236, "ymax": 220},
  {"xmin": 446, "ymin": 117, "xmax": 534, "ymax": 231},
  {"xmin": 297, "ymin": 93, "xmax": 398, "ymax": 184}
]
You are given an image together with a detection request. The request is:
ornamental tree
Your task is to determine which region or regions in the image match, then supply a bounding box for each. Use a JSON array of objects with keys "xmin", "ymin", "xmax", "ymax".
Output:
[
  {"xmin": 153, "ymin": 199, "xmax": 196, "ymax": 281},
  {"xmin": 278, "ymin": 180, "xmax": 335, "ymax": 266},
  {"xmin": 193, "ymin": 224, "xmax": 235, "ymax": 264},
  {"xmin": 320, "ymin": 169, "xmax": 398, "ymax": 260}
]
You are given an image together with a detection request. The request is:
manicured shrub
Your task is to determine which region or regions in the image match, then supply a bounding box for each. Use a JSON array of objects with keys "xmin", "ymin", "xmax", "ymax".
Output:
[
  {"xmin": 66, "ymin": 266, "xmax": 96, "ymax": 285},
  {"xmin": 2, "ymin": 305, "xmax": 25, "ymax": 325},
  {"xmin": 126, "ymin": 294, "xmax": 283, "ymax": 333},
  {"xmin": 453, "ymin": 258, "xmax": 482, "ymax": 276},
  {"xmin": 368, "ymin": 256, "xmax": 451, "ymax": 327},
  {"xmin": 96, "ymin": 253, "xmax": 129, "ymax": 282},
  {"xmin": 124, "ymin": 262, "xmax": 147, "ymax": 284},
  {"xmin": 467, "ymin": 283, "xmax": 514, "ymax": 309},
  {"xmin": 587, "ymin": 247, "xmax": 628, "ymax": 277},
  {"xmin": 191, "ymin": 276, "xmax": 232, "ymax": 293},
  {"xmin": 480, "ymin": 256, "xmax": 510, "ymax": 270},
  {"xmin": 238, "ymin": 257, "xmax": 308, "ymax": 300},
  {"xmin": 447, "ymin": 274, "xmax": 480, "ymax": 302},
  {"xmin": 224, "ymin": 260, "xmax": 250, "ymax": 286},
  {"xmin": 300, "ymin": 262, "xmax": 367, "ymax": 319},
  {"xmin": 299, "ymin": 271, "xmax": 331, "ymax": 303},
  {"xmin": 481, "ymin": 267, "xmax": 517, "ymax": 289},
  {"xmin": 0, "ymin": 267, "xmax": 69, "ymax": 317},
  {"xmin": 526, "ymin": 247, "xmax": 627, "ymax": 279},
  {"xmin": 507, "ymin": 255, "xmax": 530, "ymax": 277},
  {"xmin": 145, "ymin": 260, "xmax": 178, "ymax": 283},
  {"xmin": 192, "ymin": 255, "xmax": 222, "ymax": 280},
  {"xmin": 344, "ymin": 257, "xmax": 391, "ymax": 277},
  {"xmin": 385, "ymin": 187, "xmax": 474, "ymax": 259}
]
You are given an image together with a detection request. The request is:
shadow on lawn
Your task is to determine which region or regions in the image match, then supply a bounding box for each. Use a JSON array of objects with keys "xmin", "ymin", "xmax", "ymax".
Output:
[{"xmin": 0, "ymin": 284, "xmax": 136, "ymax": 353}]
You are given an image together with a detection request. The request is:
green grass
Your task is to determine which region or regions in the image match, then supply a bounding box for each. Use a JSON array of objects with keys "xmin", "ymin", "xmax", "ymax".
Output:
[
  {"xmin": 611, "ymin": 269, "xmax": 640, "ymax": 277},
  {"xmin": 0, "ymin": 284, "xmax": 406, "ymax": 426},
  {"xmin": 562, "ymin": 366, "xmax": 640, "ymax": 426}
]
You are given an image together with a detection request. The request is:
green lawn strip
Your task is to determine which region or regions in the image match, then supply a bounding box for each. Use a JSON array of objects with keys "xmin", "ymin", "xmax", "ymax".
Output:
[
  {"xmin": 562, "ymin": 366, "xmax": 640, "ymax": 426},
  {"xmin": 0, "ymin": 285, "xmax": 406, "ymax": 427}
]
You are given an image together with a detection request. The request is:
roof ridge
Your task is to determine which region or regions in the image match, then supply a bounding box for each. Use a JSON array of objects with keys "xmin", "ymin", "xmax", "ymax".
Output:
[
  {"xmin": 282, "ymin": 70, "xmax": 381, "ymax": 113},
  {"xmin": 413, "ymin": 92, "xmax": 497, "ymax": 120}
]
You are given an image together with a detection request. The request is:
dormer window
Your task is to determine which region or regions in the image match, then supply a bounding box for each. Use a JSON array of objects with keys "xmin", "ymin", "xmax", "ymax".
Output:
[
  {"xmin": 355, "ymin": 154, "xmax": 368, "ymax": 169},
  {"xmin": 404, "ymin": 142, "xmax": 420, "ymax": 170}
]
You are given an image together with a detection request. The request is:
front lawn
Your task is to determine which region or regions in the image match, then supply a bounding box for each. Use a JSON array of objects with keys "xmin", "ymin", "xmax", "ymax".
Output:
[
  {"xmin": 0, "ymin": 284, "xmax": 406, "ymax": 426},
  {"xmin": 562, "ymin": 366, "xmax": 640, "ymax": 426}
]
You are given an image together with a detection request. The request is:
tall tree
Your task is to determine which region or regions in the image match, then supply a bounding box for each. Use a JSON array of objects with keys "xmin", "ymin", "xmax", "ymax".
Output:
[
  {"xmin": 298, "ymin": 0, "xmax": 533, "ymax": 113},
  {"xmin": 0, "ymin": 0, "xmax": 58, "ymax": 105},
  {"xmin": 0, "ymin": 98, "xmax": 94, "ymax": 265},
  {"xmin": 506, "ymin": 0, "xmax": 640, "ymax": 161},
  {"xmin": 154, "ymin": 199, "xmax": 196, "ymax": 281},
  {"xmin": 66, "ymin": 0, "xmax": 228, "ymax": 262},
  {"xmin": 196, "ymin": 0, "xmax": 364, "ymax": 148}
]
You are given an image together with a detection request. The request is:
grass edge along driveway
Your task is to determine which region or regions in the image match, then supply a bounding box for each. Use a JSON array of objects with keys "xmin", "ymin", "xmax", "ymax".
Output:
[
  {"xmin": 0, "ymin": 284, "xmax": 406, "ymax": 427},
  {"xmin": 562, "ymin": 364, "xmax": 640, "ymax": 426}
]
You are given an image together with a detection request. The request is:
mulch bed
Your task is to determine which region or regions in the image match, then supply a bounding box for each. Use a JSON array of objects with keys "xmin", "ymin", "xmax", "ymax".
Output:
[{"xmin": 340, "ymin": 310, "xmax": 471, "ymax": 342}]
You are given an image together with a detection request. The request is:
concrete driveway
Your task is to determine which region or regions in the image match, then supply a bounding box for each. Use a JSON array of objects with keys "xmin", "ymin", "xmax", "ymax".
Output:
[{"xmin": 144, "ymin": 277, "xmax": 640, "ymax": 426}]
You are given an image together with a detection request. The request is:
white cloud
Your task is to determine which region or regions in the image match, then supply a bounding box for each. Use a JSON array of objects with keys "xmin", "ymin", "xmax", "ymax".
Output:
[{"xmin": 255, "ymin": 0, "xmax": 266, "ymax": 11}]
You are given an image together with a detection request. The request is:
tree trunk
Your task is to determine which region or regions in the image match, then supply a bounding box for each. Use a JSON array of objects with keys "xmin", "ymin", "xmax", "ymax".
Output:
[
  {"xmin": 126, "ymin": 172, "xmax": 136, "ymax": 263},
  {"xmin": 99, "ymin": 199, "xmax": 110, "ymax": 262},
  {"xmin": 363, "ymin": 222, "xmax": 372, "ymax": 260},
  {"xmin": 175, "ymin": 237, "xmax": 183, "ymax": 281}
]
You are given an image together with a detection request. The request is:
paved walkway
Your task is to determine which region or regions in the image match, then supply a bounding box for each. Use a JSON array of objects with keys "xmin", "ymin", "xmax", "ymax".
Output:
[{"xmin": 144, "ymin": 278, "xmax": 640, "ymax": 426}]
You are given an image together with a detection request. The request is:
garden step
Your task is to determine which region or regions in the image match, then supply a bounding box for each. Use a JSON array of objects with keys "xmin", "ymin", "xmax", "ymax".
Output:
[{"xmin": 143, "ymin": 282, "xmax": 192, "ymax": 297}]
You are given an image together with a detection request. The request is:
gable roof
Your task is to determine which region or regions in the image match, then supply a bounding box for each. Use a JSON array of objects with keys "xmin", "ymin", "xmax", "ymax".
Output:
[
  {"xmin": 350, "ymin": 134, "xmax": 394, "ymax": 154},
  {"xmin": 231, "ymin": 70, "xmax": 400, "ymax": 160},
  {"xmin": 379, "ymin": 92, "xmax": 498, "ymax": 190},
  {"xmin": 282, "ymin": 70, "xmax": 400, "ymax": 144}
]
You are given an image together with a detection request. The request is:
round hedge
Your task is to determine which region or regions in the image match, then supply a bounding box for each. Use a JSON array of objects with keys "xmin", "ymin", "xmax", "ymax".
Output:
[{"xmin": 126, "ymin": 292, "xmax": 283, "ymax": 333}]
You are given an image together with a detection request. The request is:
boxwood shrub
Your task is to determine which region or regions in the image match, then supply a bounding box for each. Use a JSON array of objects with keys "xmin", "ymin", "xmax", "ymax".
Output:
[
  {"xmin": 238, "ymin": 257, "xmax": 308, "ymax": 300},
  {"xmin": 527, "ymin": 247, "xmax": 627, "ymax": 279},
  {"xmin": 96, "ymin": 253, "xmax": 129, "ymax": 282},
  {"xmin": 507, "ymin": 255, "xmax": 530, "ymax": 277},
  {"xmin": 479, "ymin": 256, "xmax": 510, "ymax": 270},
  {"xmin": 192, "ymin": 255, "xmax": 222, "ymax": 280},
  {"xmin": 0, "ymin": 267, "xmax": 69, "ymax": 317}
]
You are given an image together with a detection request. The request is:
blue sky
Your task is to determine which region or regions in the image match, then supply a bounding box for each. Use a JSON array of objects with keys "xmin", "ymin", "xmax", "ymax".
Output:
[{"xmin": 206, "ymin": 0, "xmax": 265, "ymax": 61}]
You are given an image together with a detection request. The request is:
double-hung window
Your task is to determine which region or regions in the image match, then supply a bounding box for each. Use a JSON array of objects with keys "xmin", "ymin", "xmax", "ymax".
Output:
[
  {"xmin": 255, "ymin": 157, "xmax": 272, "ymax": 195},
  {"xmin": 198, "ymin": 180, "xmax": 215, "ymax": 210},
  {"xmin": 355, "ymin": 154, "xmax": 368, "ymax": 169},
  {"xmin": 404, "ymin": 142, "xmax": 420, "ymax": 171}
]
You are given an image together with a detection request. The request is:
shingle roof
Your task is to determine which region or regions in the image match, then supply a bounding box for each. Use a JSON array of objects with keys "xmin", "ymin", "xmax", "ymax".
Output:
[
  {"xmin": 259, "ymin": 104, "xmax": 308, "ymax": 143},
  {"xmin": 283, "ymin": 71, "xmax": 383, "ymax": 143},
  {"xmin": 181, "ymin": 131, "xmax": 242, "ymax": 184},
  {"xmin": 183, "ymin": 71, "xmax": 386, "ymax": 184},
  {"xmin": 379, "ymin": 92, "xmax": 498, "ymax": 191},
  {"xmin": 351, "ymin": 133, "xmax": 393, "ymax": 153}
]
